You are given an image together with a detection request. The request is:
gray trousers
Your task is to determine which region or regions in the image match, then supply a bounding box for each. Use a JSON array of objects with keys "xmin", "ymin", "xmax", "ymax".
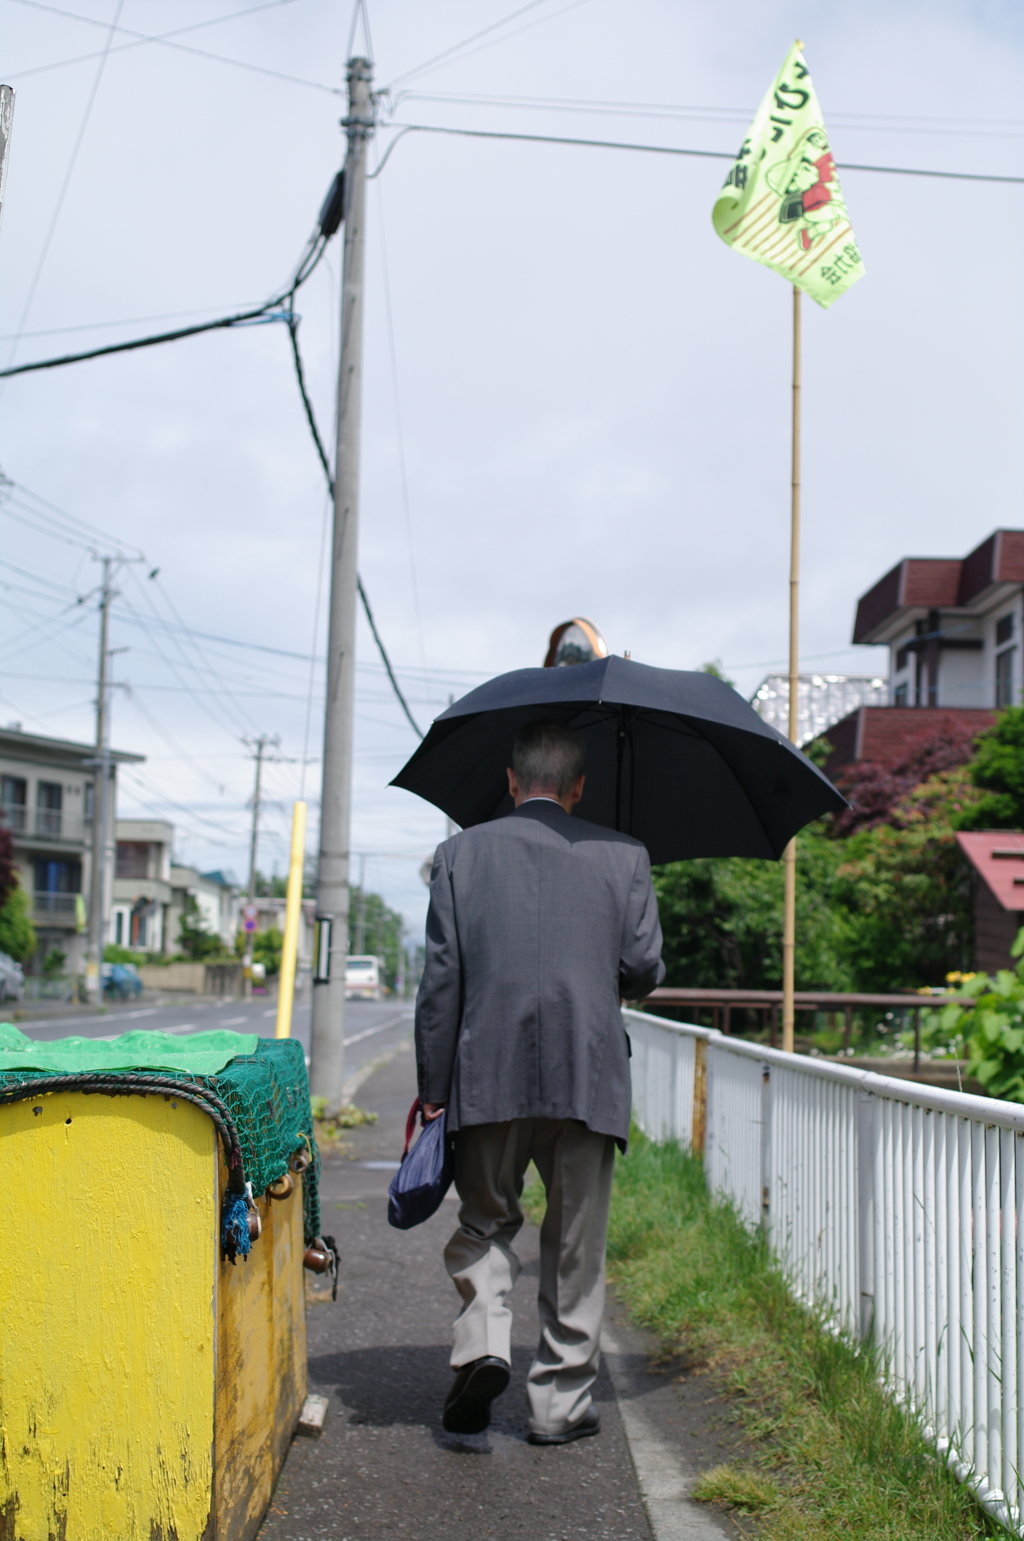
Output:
[{"xmin": 444, "ymin": 1118, "xmax": 616, "ymax": 1436}]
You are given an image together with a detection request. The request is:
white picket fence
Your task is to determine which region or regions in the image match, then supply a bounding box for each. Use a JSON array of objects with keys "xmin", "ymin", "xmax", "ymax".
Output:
[{"xmin": 624, "ymin": 1006, "xmax": 1024, "ymax": 1535}]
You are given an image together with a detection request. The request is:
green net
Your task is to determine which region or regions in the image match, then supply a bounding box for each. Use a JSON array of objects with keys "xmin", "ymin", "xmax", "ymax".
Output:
[{"xmin": 0, "ymin": 1037, "xmax": 322, "ymax": 1244}]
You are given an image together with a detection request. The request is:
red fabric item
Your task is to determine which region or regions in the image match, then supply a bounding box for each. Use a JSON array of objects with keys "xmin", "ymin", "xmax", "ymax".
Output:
[{"xmin": 403, "ymin": 1097, "xmax": 422, "ymax": 1156}]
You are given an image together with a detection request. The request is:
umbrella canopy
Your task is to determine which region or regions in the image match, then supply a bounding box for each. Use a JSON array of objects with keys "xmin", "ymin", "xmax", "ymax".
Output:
[{"xmin": 392, "ymin": 657, "xmax": 846, "ymax": 865}]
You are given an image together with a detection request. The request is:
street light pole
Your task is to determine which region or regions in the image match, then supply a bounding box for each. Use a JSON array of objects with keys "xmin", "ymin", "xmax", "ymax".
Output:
[{"xmin": 310, "ymin": 55, "xmax": 373, "ymax": 1109}]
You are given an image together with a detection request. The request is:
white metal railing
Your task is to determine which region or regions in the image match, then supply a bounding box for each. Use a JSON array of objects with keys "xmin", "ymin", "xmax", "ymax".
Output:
[{"xmin": 624, "ymin": 1006, "xmax": 1024, "ymax": 1535}]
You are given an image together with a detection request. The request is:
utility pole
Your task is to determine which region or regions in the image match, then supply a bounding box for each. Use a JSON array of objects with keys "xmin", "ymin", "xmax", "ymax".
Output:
[
  {"xmin": 85, "ymin": 557, "xmax": 114, "ymax": 1001},
  {"xmin": 244, "ymin": 734, "xmax": 277, "ymax": 903},
  {"xmin": 310, "ymin": 55, "xmax": 373, "ymax": 1109}
]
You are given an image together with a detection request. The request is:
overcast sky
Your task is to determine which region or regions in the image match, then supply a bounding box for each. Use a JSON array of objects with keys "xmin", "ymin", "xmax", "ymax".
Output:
[{"xmin": 1, "ymin": 0, "xmax": 1021, "ymax": 939}]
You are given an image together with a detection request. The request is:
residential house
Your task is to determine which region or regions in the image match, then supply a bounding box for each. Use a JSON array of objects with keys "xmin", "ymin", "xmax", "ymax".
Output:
[
  {"xmin": 0, "ymin": 725, "xmax": 143, "ymax": 973},
  {"xmin": 825, "ymin": 529, "xmax": 1024, "ymax": 773},
  {"xmin": 167, "ymin": 866, "xmax": 240, "ymax": 954},
  {"xmin": 112, "ymin": 819, "xmax": 173, "ymax": 953},
  {"xmin": 955, "ymin": 832, "xmax": 1024, "ymax": 974},
  {"xmin": 248, "ymin": 893, "xmax": 316, "ymax": 967}
]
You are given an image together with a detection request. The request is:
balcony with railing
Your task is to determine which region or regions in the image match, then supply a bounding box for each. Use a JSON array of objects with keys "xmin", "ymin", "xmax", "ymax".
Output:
[
  {"xmin": 1, "ymin": 806, "xmax": 88, "ymax": 844},
  {"xmin": 32, "ymin": 892, "xmax": 81, "ymax": 924}
]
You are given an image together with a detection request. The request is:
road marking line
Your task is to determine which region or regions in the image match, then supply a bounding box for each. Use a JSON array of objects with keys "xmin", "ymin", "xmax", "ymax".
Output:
[
  {"xmin": 218, "ymin": 1017, "xmax": 248, "ymax": 1026},
  {"xmin": 342, "ymin": 1035, "xmax": 413, "ymax": 1103},
  {"xmin": 344, "ymin": 1014, "xmax": 406, "ymax": 1047},
  {"xmin": 262, "ymin": 1009, "xmax": 277, "ymax": 1017}
]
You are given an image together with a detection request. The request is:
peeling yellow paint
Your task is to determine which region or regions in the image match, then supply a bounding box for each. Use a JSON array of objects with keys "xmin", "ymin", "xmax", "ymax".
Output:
[
  {"xmin": 0, "ymin": 1091, "xmax": 307, "ymax": 1541},
  {"xmin": 0, "ymin": 1091, "xmax": 216, "ymax": 1540},
  {"xmin": 214, "ymin": 1162, "xmax": 306, "ymax": 1541}
]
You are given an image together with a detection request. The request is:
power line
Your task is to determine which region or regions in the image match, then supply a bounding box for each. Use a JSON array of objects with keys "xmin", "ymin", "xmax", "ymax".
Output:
[
  {"xmin": 391, "ymin": 90, "xmax": 1024, "ymax": 140},
  {"xmin": 136, "ymin": 566, "xmax": 264, "ymax": 736},
  {"xmin": 0, "ymin": 298, "xmax": 298, "ymax": 379},
  {"xmin": 0, "ymin": 301, "xmax": 268, "ymax": 342},
  {"xmin": 375, "ymin": 174, "xmax": 426, "ymax": 669},
  {"xmin": 384, "ymin": 0, "xmax": 553, "ymax": 89},
  {"xmin": 3, "ymin": 0, "xmax": 338, "ymax": 95},
  {"xmin": 116, "ymin": 581, "xmax": 260, "ymax": 742},
  {"xmin": 284, "ymin": 304, "xmax": 424, "ymax": 737},
  {"xmin": 3, "ymin": 0, "xmax": 126, "ymax": 375},
  {"xmin": 1, "ymin": 485, "xmax": 144, "ymax": 558},
  {"xmin": 377, "ymin": 121, "xmax": 1024, "ymax": 184}
]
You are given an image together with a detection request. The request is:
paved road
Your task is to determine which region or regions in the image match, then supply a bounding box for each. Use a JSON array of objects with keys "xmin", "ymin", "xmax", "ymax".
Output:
[{"xmin": 3, "ymin": 997, "xmax": 413, "ymax": 1082}]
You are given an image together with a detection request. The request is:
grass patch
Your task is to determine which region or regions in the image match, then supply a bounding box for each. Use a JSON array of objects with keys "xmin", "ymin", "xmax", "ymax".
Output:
[
  {"xmin": 604, "ymin": 1133, "xmax": 1002, "ymax": 1540},
  {"xmin": 693, "ymin": 1464, "xmax": 782, "ymax": 1515}
]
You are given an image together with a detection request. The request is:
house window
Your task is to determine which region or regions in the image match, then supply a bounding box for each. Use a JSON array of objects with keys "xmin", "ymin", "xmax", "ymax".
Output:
[
  {"xmin": 896, "ymin": 644, "xmax": 911, "ymax": 673},
  {"xmin": 1, "ymin": 775, "xmax": 27, "ymax": 833},
  {"xmin": 36, "ymin": 781, "xmax": 62, "ymax": 837},
  {"xmin": 114, "ymin": 910, "xmax": 124, "ymax": 945},
  {"xmin": 33, "ymin": 858, "xmax": 82, "ymax": 914},
  {"xmin": 997, "ymin": 613, "xmax": 1015, "ymax": 647},
  {"xmin": 996, "ymin": 646, "xmax": 1016, "ymax": 709},
  {"xmin": 84, "ymin": 782, "xmax": 94, "ymax": 822},
  {"xmin": 894, "ymin": 683, "xmax": 908, "ymax": 707},
  {"xmin": 116, "ymin": 842, "xmax": 149, "ymax": 879}
]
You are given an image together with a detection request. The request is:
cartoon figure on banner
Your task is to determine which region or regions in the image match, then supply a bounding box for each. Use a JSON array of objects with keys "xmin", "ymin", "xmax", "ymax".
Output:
[{"xmin": 766, "ymin": 127, "xmax": 848, "ymax": 253}]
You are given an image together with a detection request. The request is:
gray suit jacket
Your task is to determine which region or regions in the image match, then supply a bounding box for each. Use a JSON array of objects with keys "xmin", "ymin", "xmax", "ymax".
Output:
[{"xmin": 414, "ymin": 800, "xmax": 665, "ymax": 1147}]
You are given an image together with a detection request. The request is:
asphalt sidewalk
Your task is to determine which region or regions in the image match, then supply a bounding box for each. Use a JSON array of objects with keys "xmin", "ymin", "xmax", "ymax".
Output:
[{"xmin": 259, "ymin": 1039, "xmax": 744, "ymax": 1541}]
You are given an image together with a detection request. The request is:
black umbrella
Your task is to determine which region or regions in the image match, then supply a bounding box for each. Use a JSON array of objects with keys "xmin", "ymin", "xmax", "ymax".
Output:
[{"xmin": 391, "ymin": 656, "xmax": 845, "ymax": 865}]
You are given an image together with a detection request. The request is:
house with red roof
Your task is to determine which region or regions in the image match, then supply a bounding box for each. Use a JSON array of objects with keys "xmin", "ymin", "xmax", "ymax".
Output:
[
  {"xmin": 956, "ymin": 832, "xmax": 1024, "ymax": 974},
  {"xmin": 826, "ymin": 529, "xmax": 1024, "ymax": 773}
]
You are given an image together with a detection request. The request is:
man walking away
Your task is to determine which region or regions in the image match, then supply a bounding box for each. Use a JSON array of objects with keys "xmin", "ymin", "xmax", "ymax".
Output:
[{"xmin": 415, "ymin": 719, "xmax": 665, "ymax": 1443}]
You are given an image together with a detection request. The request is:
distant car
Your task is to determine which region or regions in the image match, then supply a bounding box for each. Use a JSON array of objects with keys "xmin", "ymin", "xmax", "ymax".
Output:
[
  {"xmin": 103, "ymin": 962, "xmax": 143, "ymax": 1000},
  {"xmin": 0, "ymin": 951, "xmax": 24, "ymax": 1003},
  {"xmin": 345, "ymin": 955, "xmax": 383, "ymax": 1000}
]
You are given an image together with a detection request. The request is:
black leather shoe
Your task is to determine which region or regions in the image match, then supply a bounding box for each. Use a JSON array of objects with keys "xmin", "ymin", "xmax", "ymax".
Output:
[
  {"xmin": 443, "ymin": 1356, "xmax": 511, "ymax": 1434},
  {"xmin": 527, "ymin": 1405, "xmax": 601, "ymax": 1445}
]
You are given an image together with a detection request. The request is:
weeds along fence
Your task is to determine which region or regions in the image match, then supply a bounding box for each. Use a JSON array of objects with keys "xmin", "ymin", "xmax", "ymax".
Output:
[{"xmin": 624, "ymin": 1006, "xmax": 1024, "ymax": 1536}]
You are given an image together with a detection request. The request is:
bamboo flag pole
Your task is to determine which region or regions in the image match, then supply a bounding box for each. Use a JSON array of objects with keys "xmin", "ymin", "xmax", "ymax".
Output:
[
  {"xmin": 782, "ymin": 284, "xmax": 802, "ymax": 1054},
  {"xmin": 711, "ymin": 42, "xmax": 864, "ymax": 1056},
  {"xmin": 276, "ymin": 800, "xmax": 307, "ymax": 1039}
]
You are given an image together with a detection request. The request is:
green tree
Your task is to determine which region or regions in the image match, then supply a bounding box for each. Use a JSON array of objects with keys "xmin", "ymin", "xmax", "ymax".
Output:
[
  {"xmin": 654, "ymin": 827, "xmax": 851, "ymax": 992},
  {"xmin": 348, "ymin": 888, "xmax": 404, "ymax": 992},
  {"xmin": 253, "ymin": 869, "xmax": 288, "ymax": 898},
  {"xmin": 0, "ymin": 883, "xmax": 36, "ymax": 963},
  {"xmin": 177, "ymin": 893, "xmax": 226, "ymax": 961},
  {"xmin": 833, "ymin": 769, "xmax": 976, "ymax": 990},
  {"xmin": 252, "ymin": 926, "xmax": 283, "ymax": 976},
  {"xmin": 956, "ymin": 705, "xmax": 1024, "ymax": 829}
]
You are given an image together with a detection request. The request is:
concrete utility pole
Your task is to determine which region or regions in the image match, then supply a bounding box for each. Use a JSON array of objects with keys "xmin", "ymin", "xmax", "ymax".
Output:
[
  {"xmin": 245, "ymin": 733, "xmax": 277, "ymax": 903},
  {"xmin": 310, "ymin": 55, "xmax": 373, "ymax": 1109},
  {"xmin": 85, "ymin": 557, "xmax": 114, "ymax": 1000}
]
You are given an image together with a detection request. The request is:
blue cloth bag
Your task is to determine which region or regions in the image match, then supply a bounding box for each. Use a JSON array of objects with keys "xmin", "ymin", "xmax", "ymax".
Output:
[{"xmin": 388, "ymin": 1097, "xmax": 455, "ymax": 1229}]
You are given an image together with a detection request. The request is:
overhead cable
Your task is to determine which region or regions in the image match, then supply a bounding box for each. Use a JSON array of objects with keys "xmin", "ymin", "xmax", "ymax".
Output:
[
  {"xmin": 0, "ymin": 226, "xmax": 328, "ymax": 379},
  {"xmin": 384, "ymin": 0, "xmax": 552, "ymax": 89},
  {"xmin": 286, "ymin": 310, "xmax": 424, "ymax": 738},
  {"xmin": 374, "ymin": 121, "xmax": 1024, "ymax": 184},
  {"xmin": 3, "ymin": 0, "xmax": 126, "ymax": 375}
]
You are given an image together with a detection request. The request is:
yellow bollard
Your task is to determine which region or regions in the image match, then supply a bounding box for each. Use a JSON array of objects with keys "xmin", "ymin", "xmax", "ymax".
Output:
[
  {"xmin": 275, "ymin": 800, "xmax": 307, "ymax": 1040},
  {"xmin": 0, "ymin": 1093, "xmax": 307, "ymax": 1539}
]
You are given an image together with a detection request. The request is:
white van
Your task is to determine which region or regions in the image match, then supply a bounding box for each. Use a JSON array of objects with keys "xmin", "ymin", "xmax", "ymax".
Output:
[{"xmin": 345, "ymin": 955, "xmax": 383, "ymax": 1000}]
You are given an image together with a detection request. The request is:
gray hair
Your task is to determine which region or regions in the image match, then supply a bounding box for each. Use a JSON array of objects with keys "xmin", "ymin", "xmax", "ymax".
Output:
[{"xmin": 511, "ymin": 720, "xmax": 585, "ymax": 798}]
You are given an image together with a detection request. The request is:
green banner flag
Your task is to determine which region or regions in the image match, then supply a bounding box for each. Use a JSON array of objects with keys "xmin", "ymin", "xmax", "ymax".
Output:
[{"xmin": 712, "ymin": 41, "xmax": 864, "ymax": 309}]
